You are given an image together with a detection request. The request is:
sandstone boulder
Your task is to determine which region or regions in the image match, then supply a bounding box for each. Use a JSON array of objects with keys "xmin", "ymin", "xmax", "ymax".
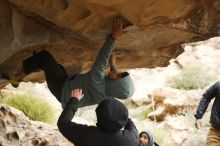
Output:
[
  {"xmin": 0, "ymin": 0, "xmax": 219, "ymax": 80},
  {"xmin": 152, "ymin": 87, "xmax": 199, "ymax": 114},
  {"xmin": 0, "ymin": 104, "xmax": 73, "ymax": 146},
  {"xmin": 148, "ymin": 106, "xmax": 166, "ymax": 122}
]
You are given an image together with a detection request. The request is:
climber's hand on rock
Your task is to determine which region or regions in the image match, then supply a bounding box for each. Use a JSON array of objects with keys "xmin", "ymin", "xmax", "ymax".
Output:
[{"xmin": 112, "ymin": 18, "xmax": 123, "ymax": 39}]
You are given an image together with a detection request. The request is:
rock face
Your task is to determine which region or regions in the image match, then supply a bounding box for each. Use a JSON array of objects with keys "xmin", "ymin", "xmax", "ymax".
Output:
[
  {"xmin": 147, "ymin": 106, "xmax": 166, "ymax": 122},
  {"xmin": 153, "ymin": 87, "xmax": 198, "ymax": 114},
  {"xmin": 0, "ymin": 104, "xmax": 73, "ymax": 146},
  {"xmin": 0, "ymin": 0, "xmax": 219, "ymax": 78}
]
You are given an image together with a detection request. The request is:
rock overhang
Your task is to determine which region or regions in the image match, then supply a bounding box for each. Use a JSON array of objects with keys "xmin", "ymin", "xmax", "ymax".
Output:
[{"xmin": 0, "ymin": 0, "xmax": 219, "ymax": 80}]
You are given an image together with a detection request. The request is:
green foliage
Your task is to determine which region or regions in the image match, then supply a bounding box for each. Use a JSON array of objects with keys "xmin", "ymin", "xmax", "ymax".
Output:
[
  {"xmin": 167, "ymin": 66, "xmax": 216, "ymax": 90},
  {"xmin": 141, "ymin": 108, "xmax": 152, "ymax": 119},
  {"xmin": 0, "ymin": 93, "xmax": 54, "ymax": 123}
]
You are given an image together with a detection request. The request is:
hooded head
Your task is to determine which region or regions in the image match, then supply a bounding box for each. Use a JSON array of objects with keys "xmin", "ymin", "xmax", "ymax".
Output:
[
  {"xmin": 139, "ymin": 131, "xmax": 155, "ymax": 146},
  {"xmin": 105, "ymin": 72, "xmax": 135, "ymax": 99},
  {"xmin": 95, "ymin": 98, "xmax": 128, "ymax": 133}
]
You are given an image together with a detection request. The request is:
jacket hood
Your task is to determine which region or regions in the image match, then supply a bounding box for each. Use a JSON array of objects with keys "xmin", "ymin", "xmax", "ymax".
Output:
[
  {"xmin": 105, "ymin": 72, "xmax": 135, "ymax": 99},
  {"xmin": 95, "ymin": 98, "xmax": 128, "ymax": 133},
  {"xmin": 140, "ymin": 131, "xmax": 155, "ymax": 146}
]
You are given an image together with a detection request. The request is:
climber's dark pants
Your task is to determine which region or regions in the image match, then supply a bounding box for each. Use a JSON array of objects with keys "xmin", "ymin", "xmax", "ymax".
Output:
[{"xmin": 23, "ymin": 50, "xmax": 68, "ymax": 102}]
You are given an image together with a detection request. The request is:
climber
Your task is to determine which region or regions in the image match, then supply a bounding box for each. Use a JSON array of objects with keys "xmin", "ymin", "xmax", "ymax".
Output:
[
  {"xmin": 194, "ymin": 80, "xmax": 220, "ymax": 146},
  {"xmin": 1, "ymin": 17, "xmax": 135, "ymax": 109},
  {"xmin": 139, "ymin": 130, "xmax": 159, "ymax": 146},
  {"xmin": 57, "ymin": 88, "xmax": 139, "ymax": 146}
]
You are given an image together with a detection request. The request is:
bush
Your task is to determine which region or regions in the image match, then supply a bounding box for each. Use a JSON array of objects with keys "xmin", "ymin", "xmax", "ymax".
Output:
[
  {"xmin": 167, "ymin": 66, "xmax": 216, "ymax": 90},
  {"xmin": 0, "ymin": 93, "xmax": 54, "ymax": 123},
  {"xmin": 141, "ymin": 108, "xmax": 152, "ymax": 120}
]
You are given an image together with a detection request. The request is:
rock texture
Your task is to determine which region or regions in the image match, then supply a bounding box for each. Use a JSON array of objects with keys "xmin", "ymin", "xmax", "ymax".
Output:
[
  {"xmin": 0, "ymin": 104, "xmax": 73, "ymax": 146},
  {"xmin": 137, "ymin": 87, "xmax": 201, "ymax": 122},
  {"xmin": 153, "ymin": 87, "xmax": 198, "ymax": 114},
  {"xmin": 0, "ymin": 0, "xmax": 219, "ymax": 78},
  {"xmin": 147, "ymin": 106, "xmax": 166, "ymax": 122}
]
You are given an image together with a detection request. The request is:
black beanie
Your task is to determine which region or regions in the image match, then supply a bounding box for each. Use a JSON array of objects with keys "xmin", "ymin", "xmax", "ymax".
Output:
[{"xmin": 95, "ymin": 98, "xmax": 128, "ymax": 133}]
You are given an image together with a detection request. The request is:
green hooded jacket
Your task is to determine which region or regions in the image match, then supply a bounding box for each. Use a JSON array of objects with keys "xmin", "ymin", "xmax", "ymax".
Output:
[{"xmin": 61, "ymin": 35, "xmax": 135, "ymax": 109}]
